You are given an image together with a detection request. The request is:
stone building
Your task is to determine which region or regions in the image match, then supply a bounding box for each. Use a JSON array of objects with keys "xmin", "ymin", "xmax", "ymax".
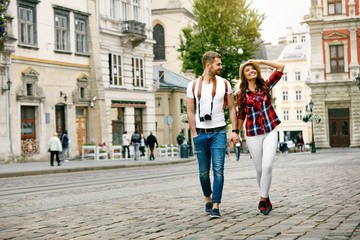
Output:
[
  {"xmin": 0, "ymin": 0, "xmax": 155, "ymax": 162},
  {"xmin": 303, "ymin": 0, "xmax": 360, "ymax": 148},
  {"xmin": 151, "ymin": 0, "xmax": 195, "ymax": 144}
]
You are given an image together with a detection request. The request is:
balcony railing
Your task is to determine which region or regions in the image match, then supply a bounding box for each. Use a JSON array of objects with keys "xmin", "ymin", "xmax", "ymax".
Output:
[{"xmin": 122, "ymin": 20, "xmax": 146, "ymax": 37}]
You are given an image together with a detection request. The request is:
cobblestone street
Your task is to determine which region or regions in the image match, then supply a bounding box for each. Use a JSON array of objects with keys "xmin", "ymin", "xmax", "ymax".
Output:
[{"xmin": 0, "ymin": 149, "xmax": 359, "ymax": 239}]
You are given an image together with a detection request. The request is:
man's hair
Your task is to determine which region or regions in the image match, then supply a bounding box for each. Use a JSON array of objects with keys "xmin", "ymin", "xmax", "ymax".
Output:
[{"xmin": 202, "ymin": 51, "xmax": 221, "ymax": 69}]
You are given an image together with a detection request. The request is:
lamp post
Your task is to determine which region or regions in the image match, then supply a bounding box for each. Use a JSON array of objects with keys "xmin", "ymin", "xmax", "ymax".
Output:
[
  {"xmin": 2, "ymin": 68, "xmax": 15, "ymax": 162},
  {"xmin": 309, "ymin": 99, "xmax": 316, "ymax": 153}
]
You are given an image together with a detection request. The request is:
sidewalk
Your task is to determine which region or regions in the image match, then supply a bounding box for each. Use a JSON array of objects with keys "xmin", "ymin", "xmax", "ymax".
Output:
[{"xmin": 0, "ymin": 156, "xmax": 196, "ymax": 178}]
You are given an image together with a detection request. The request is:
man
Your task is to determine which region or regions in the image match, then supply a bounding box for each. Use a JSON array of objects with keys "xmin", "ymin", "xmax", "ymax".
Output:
[
  {"xmin": 186, "ymin": 51, "xmax": 239, "ymax": 218},
  {"xmin": 122, "ymin": 131, "xmax": 131, "ymax": 158},
  {"xmin": 131, "ymin": 130, "xmax": 141, "ymax": 160},
  {"xmin": 176, "ymin": 131, "xmax": 184, "ymax": 156},
  {"xmin": 60, "ymin": 130, "xmax": 70, "ymax": 162},
  {"xmin": 146, "ymin": 131, "xmax": 158, "ymax": 161}
]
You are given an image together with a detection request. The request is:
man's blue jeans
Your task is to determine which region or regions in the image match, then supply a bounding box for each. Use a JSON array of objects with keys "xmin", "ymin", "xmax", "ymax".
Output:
[{"xmin": 192, "ymin": 127, "xmax": 226, "ymax": 203}]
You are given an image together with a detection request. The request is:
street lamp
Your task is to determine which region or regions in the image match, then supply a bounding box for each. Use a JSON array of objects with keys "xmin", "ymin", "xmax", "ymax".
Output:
[{"xmin": 309, "ymin": 99, "xmax": 316, "ymax": 153}]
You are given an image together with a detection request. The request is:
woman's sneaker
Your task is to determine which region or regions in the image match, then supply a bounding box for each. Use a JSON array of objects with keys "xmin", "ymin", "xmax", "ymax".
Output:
[
  {"xmin": 266, "ymin": 197, "xmax": 272, "ymax": 212},
  {"xmin": 205, "ymin": 202, "xmax": 213, "ymax": 213},
  {"xmin": 258, "ymin": 201, "xmax": 269, "ymax": 215},
  {"xmin": 210, "ymin": 208, "xmax": 221, "ymax": 218}
]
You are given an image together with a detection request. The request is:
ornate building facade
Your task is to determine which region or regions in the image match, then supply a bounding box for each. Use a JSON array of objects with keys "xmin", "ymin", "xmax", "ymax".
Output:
[{"xmin": 304, "ymin": 0, "xmax": 360, "ymax": 148}]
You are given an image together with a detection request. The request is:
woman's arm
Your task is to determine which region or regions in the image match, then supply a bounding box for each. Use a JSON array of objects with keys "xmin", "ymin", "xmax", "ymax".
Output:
[{"xmin": 250, "ymin": 60, "xmax": 285, "ymax": 72}]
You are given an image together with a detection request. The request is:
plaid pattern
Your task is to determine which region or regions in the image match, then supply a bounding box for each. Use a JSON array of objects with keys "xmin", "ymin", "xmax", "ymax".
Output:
[{"xmin": 237, "ymin": 70, "xmax": 283, "ymax": 136}]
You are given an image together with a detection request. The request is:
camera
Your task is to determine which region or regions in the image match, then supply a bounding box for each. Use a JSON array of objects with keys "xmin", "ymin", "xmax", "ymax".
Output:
[{"xmin": 199, "ymin": 114, "xmax": 212, "ymax": 122}]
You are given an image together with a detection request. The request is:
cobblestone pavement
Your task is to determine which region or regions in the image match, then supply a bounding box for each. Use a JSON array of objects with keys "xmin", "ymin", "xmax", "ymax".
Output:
[{"xmin": 0, "ymin": 149, "xmax": 359, "ymax": 239}]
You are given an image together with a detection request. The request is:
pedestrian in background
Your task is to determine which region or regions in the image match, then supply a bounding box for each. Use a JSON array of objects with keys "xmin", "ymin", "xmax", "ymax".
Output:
[
  {"xmin": 131, "ymin": 130, "xmax": 141, "ymax": 160},
  {"xmin": 140, "ymin": 133, "xmax": 147, "ymax": 158},
  {"xmin": 122, "ymin": 131, "xmax": 130, "ymax": 159},
  {"xmin": 146, "ymin": 131, "xmax": 158, "ymax": 161},
  {"xmin": 176, "ymin": 131, "xmax": 184, "ymax": 156},
  {"xmin": 296, "ymin": 132, "xmax": 304, "ymax": 152},
  {"xmin": 186, "ymin": 51, "xmax": 239, "ymax": 219},
  {"xmin": 234, "ymin": 139, "xmax": 242, "ymax": 161},
  {"xmin": 237, "ymin": 59, "xmax": 285, "ymax": 215},
  {"xmin": 60, "ymin": 130, "xmax": 70, "ymax": 162},
  {"xmin": 48, "ymin": 132, "xmax": 62, "ymax": 166}
]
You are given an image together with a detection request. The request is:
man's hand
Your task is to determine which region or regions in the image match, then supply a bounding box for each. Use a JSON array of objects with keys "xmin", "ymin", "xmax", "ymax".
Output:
[{"xmin": 228, "ymin": 132, "xmax": 239, "ymax": 145}]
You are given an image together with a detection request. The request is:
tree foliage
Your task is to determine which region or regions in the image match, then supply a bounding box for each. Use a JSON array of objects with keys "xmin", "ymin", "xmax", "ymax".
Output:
[{"xmin": 179, "ymin": 0, "xmax": 265, "ymax": 85}]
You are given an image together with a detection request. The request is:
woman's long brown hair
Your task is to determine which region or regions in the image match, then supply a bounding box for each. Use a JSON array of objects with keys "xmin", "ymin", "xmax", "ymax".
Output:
[{"xmin": 238, "ymin": 63, "xmax": 272, "ymax": 111}]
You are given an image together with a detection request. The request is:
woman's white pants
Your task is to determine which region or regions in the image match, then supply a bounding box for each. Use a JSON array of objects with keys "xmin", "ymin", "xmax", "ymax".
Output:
[{"xmin": 246, "ymin": 129, "xmax": 277, "ymax": 198}]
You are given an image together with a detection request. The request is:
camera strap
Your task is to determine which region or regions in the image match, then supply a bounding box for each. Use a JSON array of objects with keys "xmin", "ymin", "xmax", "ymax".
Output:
[
  {"xmin": 192, "ymin": 75, "xmax": 228, "ymax": 112},
  {"xmin": 197, "ymin": 75, "xmax": 216, "ymax": 117}
]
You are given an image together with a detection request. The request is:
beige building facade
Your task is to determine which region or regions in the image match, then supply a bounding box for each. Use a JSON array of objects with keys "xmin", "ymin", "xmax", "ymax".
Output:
[{"xmin": 303, "ymin": 0, "xmax": 360, "ymax": 148}]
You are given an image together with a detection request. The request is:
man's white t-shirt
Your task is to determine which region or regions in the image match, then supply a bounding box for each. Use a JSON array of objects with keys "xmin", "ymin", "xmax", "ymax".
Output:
[{"xmin": 187, "ymin": 75, "xmax": 232, "ymax": 129}]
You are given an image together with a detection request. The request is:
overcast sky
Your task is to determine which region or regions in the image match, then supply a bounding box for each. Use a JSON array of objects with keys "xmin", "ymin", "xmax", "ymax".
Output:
[{"xmin": 250, "ymin": 0, "xmax": 311, "ymax": 45}]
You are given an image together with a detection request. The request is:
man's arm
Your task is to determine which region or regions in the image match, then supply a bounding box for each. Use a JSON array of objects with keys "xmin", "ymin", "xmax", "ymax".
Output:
[
  {"xmin": 187, "ymin": 96, "xmax": 198, "ymax": 138},
  {"xmin": 226, "ymin": 93, "xmax": 239, "ymax": 144}
]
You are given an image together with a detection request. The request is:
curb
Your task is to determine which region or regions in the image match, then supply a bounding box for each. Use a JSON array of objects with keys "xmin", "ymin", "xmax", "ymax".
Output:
[{"xmin": 0, "ymin": 157, "xmax": 196, "ymax": 178}]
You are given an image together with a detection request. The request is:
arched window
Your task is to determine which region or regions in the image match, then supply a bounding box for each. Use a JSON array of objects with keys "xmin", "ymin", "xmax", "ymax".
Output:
[{"xmin": 153, "ymin": 24, "xmax": 165, "ymax": 60}]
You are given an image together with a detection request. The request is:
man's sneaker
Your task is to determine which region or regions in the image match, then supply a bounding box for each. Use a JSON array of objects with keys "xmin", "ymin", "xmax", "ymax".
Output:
[
  {"xmin": 210, "ymin": 208, "xmax": 221, "ymax": 218},
  {"xmin": 258, "ymin": 201, "xmax": 269, "ymax": 215},
  {"xmin": 205, "ymin": 202, "xmax": 213, "ymax": 213},
  {"xmin": 266, "ymin": 197, "xmax": 272, "ymax": 212}
]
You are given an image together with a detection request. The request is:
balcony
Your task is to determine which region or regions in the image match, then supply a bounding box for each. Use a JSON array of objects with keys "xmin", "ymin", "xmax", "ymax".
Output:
[{"xmin": 122, "ymin": 20, "xmax": 147, "ymax": 47}]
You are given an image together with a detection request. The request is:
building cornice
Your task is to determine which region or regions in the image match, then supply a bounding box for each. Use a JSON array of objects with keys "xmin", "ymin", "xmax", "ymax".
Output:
[
  {"xmin": 152, "ymin": 8, "xmax": 195, "ymax": 20},
  {"xmin": 11, "ymin": 55, "xmax": 89, "ymax": 69}
]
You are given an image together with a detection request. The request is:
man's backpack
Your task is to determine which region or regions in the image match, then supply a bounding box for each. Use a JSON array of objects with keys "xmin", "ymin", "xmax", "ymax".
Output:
[{"xmin": 132, "ymin": 133, "xmax": 140, "ymax": 142}]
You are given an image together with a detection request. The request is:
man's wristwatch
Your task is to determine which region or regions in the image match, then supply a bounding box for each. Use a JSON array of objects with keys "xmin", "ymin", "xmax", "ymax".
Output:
[{"xmin": 232, "ymin": 129, "xmax": 239, "ymax": 134}]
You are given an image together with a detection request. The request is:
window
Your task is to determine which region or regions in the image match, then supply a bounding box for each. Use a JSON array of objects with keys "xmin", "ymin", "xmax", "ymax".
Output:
[
  {"xmin": 133, "ymin": 0, "xmax": 139, "ymax": 21},
  {"xmin": 301, "ymin": 36, "xmax": 306, "ymax": 43},
  {"xmin": 282, "ymin": 72, "xmax": 287, "ymax": 81},
  {"xmin": 110, "ymin": 0, "xmax": 117, "ymax": 19},
  {"xmin": 330, "ymin": 45, "xmax": 344, "ymax": 73},
  {"xmin": 295, "ymin": 72, "xmax": 301, "ymax": 81},
  {"xmin": 21, "ymin": 106, "xmax": 36, "ymax": 139},
  {"xmin": 112, "ymin": 107, "xmax": 124, "ymax": 145},
  {"xmin": 292, "ymin": 36, "xmax": 297, "ymax": 43},
  {"xmin": 109, "ymin": 53, "xmax": 123, "ymax": 86},
  {"xmin": 134, "ymin": 108, "xmax": 143, "ymax": 133},
  {"xmin": 132, "ymin": 57, "xmax": 144, "ymax": 87},
  {"xmin": 283, "ymin": 91, "xmax": 288, "ymax": 101},
  {"xmin": 297, "ymin": 110, "xmax": 302, "ymax": 121},
  {"xmin": 153, "ymin": 24, "xmax": 165, "ymax": 60},
  {"xmin": 122, "ymin": 0, "xmax": 128, "ymax": 20},
  {"xmin": 296, "ymin": 90, "xmax": 301, "ymax": 100},
  {"xmin": 328, "ymin": 0, "xmax": 342, "ymax": 15},
  {"xmin": 18, "ymin": 1, "xmax": 37, "ymax": 46},
  {"xmin": 284, "ymin": 111, "xmax": 289, "ymax": 121},
  {"xmin": 26, "ymin": 84, "xmax": 33, "ymax": 96},
  {"xmin": 55, "ymin": 10, "xmax": 70, "ymax": 51},
  {"xmin": 75, "ymin": 16, "xmax": 88, "ymax": 54},
  {"xmin": 80, "ymin": 87, "xmax": 85, "ymax": 98}
]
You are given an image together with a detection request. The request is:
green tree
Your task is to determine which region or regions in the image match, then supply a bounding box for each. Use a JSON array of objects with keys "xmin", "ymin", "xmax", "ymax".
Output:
[
  {"xmin": 179, "ymin": 0, "xmax": 264, "ymax": 85},
  {"xmin": 179, "ymin": 0, "xmax": 264, "ymax": 125}
]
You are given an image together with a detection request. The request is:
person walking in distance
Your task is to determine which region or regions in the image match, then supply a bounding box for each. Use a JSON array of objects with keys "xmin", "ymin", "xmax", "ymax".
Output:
[
  {"xmin": 296, "ymin": 132, "xmax": 304, "ymax": 152},
  {"xmin": 237, "ymin": 59, "xmax": 285, "ymax": 215},
  {"xmin": 131, "ymin": 130, "xmax": 141, "ymax": 160},
  {"xmin": 234, "ymin": 139, "xmax": 242, "ymax": 161},
  {"xmin": 60, "ymin": 130, "xmax": 70, "ymax": 162},
  {"xmin": 140, "ymin": 133, "xmax": 147, "ymax": 158},
  {"xmin": 177, "ymin": 131, "xmax": 184, "ymax": 156},
  {"xmin": 146, "ymin": 131, "xmax": 158, "ymax": 161},
  {"xmin": 48, "ymin": 132, "xmax": 62, "ymax": 166},
  {"xmin": 187, "ymin": 51, "xmax": 239, "ymax": 219},
  {"xmin": 122, "ymin": 131, "xmax": 130, "ymax": 159}
]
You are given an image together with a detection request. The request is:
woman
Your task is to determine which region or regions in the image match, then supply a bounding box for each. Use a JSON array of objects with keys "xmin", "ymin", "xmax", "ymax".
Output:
[
  {"xmin": 237, "ymin": 60, "xmax": 284, "ymax": 215},
  {"xmin": 140, "ymin": 133, "xmax": 147, "ymax": 158}
]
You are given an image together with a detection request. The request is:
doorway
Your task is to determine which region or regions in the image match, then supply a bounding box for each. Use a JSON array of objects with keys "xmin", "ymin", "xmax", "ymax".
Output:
[
  {"xmin": 55, "ymin": 105, "xmax": 65, "ymax": 136},
  {"xmin": 328, "ymin": 108, "xmax": 350, "ymax": 147},
  {"xmin": 76, "ymin": 107, "xmax": 88, "ymax": 153}
]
